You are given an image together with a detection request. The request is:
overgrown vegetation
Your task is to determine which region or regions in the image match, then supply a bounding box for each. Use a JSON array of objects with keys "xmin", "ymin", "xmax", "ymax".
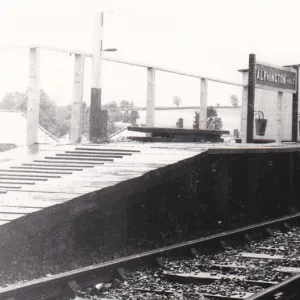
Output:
[
  {"xmin": 230, "ymin": 94, "xmax": 239, "ymax": 107},
  {"xmin": 172, "ymin": 96, "xmax": 183, "ymax": 107},
  {"xmin": 0, "ymin": 91, "xmax": 139, "ymax": 139},
  {"xmin": 0, "ymin": 89, "xmax": 225, "ymax": 139},
  {"xmin": 193, "ymin": 106, "xmax": 223, "ymax": 129},
  {"xmin": 0, "ymin": 90, "xmax": 72, "ymax": 138},
  {"xmin": 104, "ymin": 100, "xmax": 139, "ymax": 124}
]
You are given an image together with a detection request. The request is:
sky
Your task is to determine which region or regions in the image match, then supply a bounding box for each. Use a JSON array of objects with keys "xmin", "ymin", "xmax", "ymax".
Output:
[{"xmin": 0, "ymin": 0, "xmax": 299, "ymax": 107}]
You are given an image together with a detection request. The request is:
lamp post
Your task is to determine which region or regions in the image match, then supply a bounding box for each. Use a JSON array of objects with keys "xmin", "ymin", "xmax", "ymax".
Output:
[{"xmin": 89, "ymin": 12, "xmax": 117, "ymax": 142}]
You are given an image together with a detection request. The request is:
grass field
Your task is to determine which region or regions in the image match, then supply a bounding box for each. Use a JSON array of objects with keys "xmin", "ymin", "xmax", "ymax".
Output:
[{"xmin": 136, "ymin": 107, "xmax": 241, "ymax": 135}]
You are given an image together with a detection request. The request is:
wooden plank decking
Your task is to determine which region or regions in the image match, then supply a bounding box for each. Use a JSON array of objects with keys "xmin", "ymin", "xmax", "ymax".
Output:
[{"xmin": 0, "ymin": 143, "xmax": 204, "ymax": 225}]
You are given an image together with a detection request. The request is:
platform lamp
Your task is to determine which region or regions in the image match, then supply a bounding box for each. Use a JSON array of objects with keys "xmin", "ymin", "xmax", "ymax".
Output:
[{"xmin": 90, "ymin": 12, "xmax": 117, "ymax": 142}]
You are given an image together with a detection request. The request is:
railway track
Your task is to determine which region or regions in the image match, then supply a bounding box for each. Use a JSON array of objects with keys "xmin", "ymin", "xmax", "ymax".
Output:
[{"xmin": 2, "ymin": 213, "xmax": 300, "ymax": 300}]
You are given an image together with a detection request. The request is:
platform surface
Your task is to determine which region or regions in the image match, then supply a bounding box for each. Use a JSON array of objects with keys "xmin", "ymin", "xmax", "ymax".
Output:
[
  {"xmin": 0, "ymin": 141, "xmax": 299, "ymax": 227},
  {"xmin": 0, "ymin": 142, "xmax": 205, "ymax": 226}
]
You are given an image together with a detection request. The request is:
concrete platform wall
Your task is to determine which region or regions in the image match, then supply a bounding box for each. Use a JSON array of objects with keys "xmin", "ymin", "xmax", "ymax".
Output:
[
  {"xmin": 0, "ymin": 150, "xmax": 299, "ymax": 270},
  {"xmin": 125, "ymin": 151, "xmax": 299, "ymax": 244}
]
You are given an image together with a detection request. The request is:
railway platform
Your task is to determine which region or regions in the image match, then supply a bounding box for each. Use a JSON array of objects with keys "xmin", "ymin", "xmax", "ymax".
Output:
[{"xmin": 0, "ymin": 141, "xmax": 300, "ymax": 273}]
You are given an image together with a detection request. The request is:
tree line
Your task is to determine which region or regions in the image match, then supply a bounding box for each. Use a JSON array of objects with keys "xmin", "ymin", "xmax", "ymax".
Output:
[
  {"xmin": 0, "ymin": 91, "xmax": 138, "ymax": 138},
  {"xmin": 0, "ymin": 89, "xmax": 225, "ymax": 139},
  {"xmin": 0, "ymin": 90, "xmax": 73, "ymax": 138},
  {"xmin": 173, "ymin": 95, "xmax": 239, "ymax": 108}
]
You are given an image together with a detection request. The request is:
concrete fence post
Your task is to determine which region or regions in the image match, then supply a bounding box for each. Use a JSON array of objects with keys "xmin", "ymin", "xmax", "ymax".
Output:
[
  {"xmin": 276, "ymin": 91, "xmax": 283, "ymax": 143},
  {"xmin": 199, "ymin": 78, "xmax": 208, "ymax": 129},
  {"xmin": 70, "ymin": 54, "xmax": 85, "ymax": 143},
  {"xmin": 27, "ymin": 47, "xmax": 41, "ymax": 146},
  {"xmin": 146, "ymin": 67, "xmax": 155, "ymax": 128},
  {"xmin": 90, "ymin": 12, "xmax": 107, "ymax": 142}
]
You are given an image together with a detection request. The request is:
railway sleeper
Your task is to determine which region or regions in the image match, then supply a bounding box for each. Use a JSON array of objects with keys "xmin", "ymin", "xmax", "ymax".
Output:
[
  {"xmin": 164, "ymin": 271, "xmax": 278, "ymax": 287},
  {"xmin": 133, "ymin": 287, "xmax": 254, "ymax": 300}
]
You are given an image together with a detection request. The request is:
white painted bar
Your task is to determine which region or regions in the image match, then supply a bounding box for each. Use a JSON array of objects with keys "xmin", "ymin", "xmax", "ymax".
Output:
[
  {"xmin": 146, "ymin": 67, "xmax": 155, "ymax": 127},
  {"xmin": 276, "ymin": 91, "xmax": 283, "ymax": 143},
  {"xmin": 91, "ymin": 12, "xmax": 103, "ymax": 89},
  {"xmin": 199, "ymin": 78, "xmax": 208, "ymax": 129},
  {"xmin": 89, "ymin": 12, "xmax": 105, "ymax": 141},
  {"xmin": 240, "ymin": 71, "xmax": 249, "ymax": 143},
  {"xmin": 104, "ymin": 57, "xmax": 247, "ymax": 87},
  {"xmin": 1, "ymin": 45, "xmax": 246, "ymax": 87},
  {"xmin": 0, "ymin": 44, "xmax": 92, "ymax": 57},
  {"xmin": 27, "ymin": 48, "xmax": 41, "ymax": 146},
  {"xmin": 70, "ymin": 54, "xmax": 85, "ymax": 143}
]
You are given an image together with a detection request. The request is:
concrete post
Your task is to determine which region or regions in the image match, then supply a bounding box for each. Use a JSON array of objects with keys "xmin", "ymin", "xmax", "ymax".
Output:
[
  {"xmin": 146, "ymin": 67, "xmax": 155, "ymax": 127},
  {"xmin": 199, "ymin": 78, "xmax": 208, "ymax": 129},
  {"xmin": 276, "ymin": 91, "xmax": 283, "ymax": 143},
  {"xmin": 240, "ymin": 71, "xmax": 248, "ymax": 143},
  {"xmin": 90, "ymin": 12, "xmax": 107, "ymax": 142},
  {"xmin": 27, "ymin": 47, "xmax": 41, "ymax": 146},
  {"xmin": 70, "ymin": 54, "xmax": 85, "ymax": 143}
]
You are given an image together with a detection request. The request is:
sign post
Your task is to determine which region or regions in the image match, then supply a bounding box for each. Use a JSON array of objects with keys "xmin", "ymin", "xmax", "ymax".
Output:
[
  {"xmin": 291, "ymin": 65, "xmax": 300, "ymax": 142},
  {"xmin": 247, "ymin": 54, "xmax": 256, "ymax": 143},
  {"xmin": 246, "ymin": 54, "xmax": 297, "ymax": 143},
  {"xmin": 276, "ymin": 91, "xmax": 283, "ymax": 143}
]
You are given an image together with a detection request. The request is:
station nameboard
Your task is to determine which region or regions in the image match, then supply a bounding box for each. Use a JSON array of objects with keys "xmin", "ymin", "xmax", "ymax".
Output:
[{"xmin": 255, "ymin": 62, "xmax": 297, "ymax": 93}]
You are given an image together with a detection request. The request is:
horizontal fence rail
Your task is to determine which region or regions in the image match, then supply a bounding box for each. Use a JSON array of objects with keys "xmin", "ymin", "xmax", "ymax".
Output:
[
  {"xmin": 0, "ymin": 44, "xmax": 248, "ymax": 144},
  {"xmin": 0, "ymin": 44, "xmax": 247, "ymax": 87}
]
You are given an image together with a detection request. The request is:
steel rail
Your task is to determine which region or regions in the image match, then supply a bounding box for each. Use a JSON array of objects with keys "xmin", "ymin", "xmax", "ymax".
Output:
[
  {"xmin": 0, "ymin": 212, "xmax": 300, "ymax": 300},
  {"xmin": 247, "ymin": 273, "xmax": 300, "ymax": 300}
]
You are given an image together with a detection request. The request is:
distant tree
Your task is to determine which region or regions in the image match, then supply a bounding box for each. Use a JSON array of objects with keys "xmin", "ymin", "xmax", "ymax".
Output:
[
  {"xmin": 122, "ymin": 110, "xmax": 131, "ymax": 123},
  {"xmin": 217, "ymin": 103, "xmax": 220, "ymax": 107},
  {"xmin": 120, "ymin": 100, "xmax": 134, "ymax": 110},
  {"xmin": 130, "ymin": 110, "xmax": 140, "ymax": 126},
  {"xmin": 103, "ymin": 101, "xmax": 118, "ymax": 111},
  {"xmin": 193, "ymin": 107, "xmax": 223, "ymax": 130},
  {"xmin": 115, "ymin": 110, "xmax": 123, "ymax": 122},
  {"xmin": 55, "ymin": 104, "xmax": 71, "ymax": 137},
  {"xmin": 0, "ymin": 91, "xmax": 120, "ymax": 139},
  {"xmin": 81, "ymin": 102, "xmax": 87, "ymax": 135},
  {"xmin": 0, "ymin": 89, "xmax": 63, "ymax": 136},
  {"xmin": 81, "ymin": 105, "xmax": 117, "ymax": 138},
  {"xmin": 39, "ymin": 90, "xmax": 61, "ymax": 136},
  {"xmin": 172, "ymin": 96, "xmax": 183, "ymax": 107},
  {"xmin": 108, "ymin": 120, "xmax": 117, "ymax": 135},
  {"xmin": 230, "ymin": 95, "xmax": 239, "ymax": 107},
  {"xmin": 193, "ymin": 111, "xmax": 200, "ymax": 129},
  {"xmin": 129, "ymin": 101, "xmax": 135, "ymax": 109},
  {"xmin": 207, "ymin": 106, "xmax": 223, "ymax": 129},
  {"xmin": 0, "ymin": 91, "xmax": 27, "ymax": 112}
]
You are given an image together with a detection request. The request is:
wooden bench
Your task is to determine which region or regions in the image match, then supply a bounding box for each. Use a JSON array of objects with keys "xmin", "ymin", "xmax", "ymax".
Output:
[{"xmin": 127, "ymin": 126, "xmax": 230, "ymax": 143}]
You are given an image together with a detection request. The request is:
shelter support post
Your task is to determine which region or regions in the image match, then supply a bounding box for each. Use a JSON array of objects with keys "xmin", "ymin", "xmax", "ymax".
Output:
[
  {"xmin": 70, "ymin": 54, "xmax": 85, "ymax": 143},
  {"xmin": 199, "ymin": 78, "xmax": 208, "ymax": 129},
  {"xmin": 276, "ymin": 91, "xmax": 283, "ymax": 143},
  {"xmin": 27, "ymin": 47, "xmax": 41, "ymax": 146},
  {"xmin": 240, "ymin": 72, "xmax": 249, "ymax": 143},
  {"xmin": 90, "ymin": 12, "xmax": 107, "ymax": 142},
  {"xmin": 146, "ymin": 67, "xmax": 155, "ymax": 128}
]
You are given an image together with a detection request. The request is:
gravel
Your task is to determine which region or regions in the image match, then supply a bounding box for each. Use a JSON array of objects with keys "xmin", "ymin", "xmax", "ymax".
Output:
[
  {"xmin": 3, "ymin": 212, "xmax": 296, "ymax": 288},
  {"xmin": 83, "ymin": 226, "xmax": 300, "ymax": 299}
]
